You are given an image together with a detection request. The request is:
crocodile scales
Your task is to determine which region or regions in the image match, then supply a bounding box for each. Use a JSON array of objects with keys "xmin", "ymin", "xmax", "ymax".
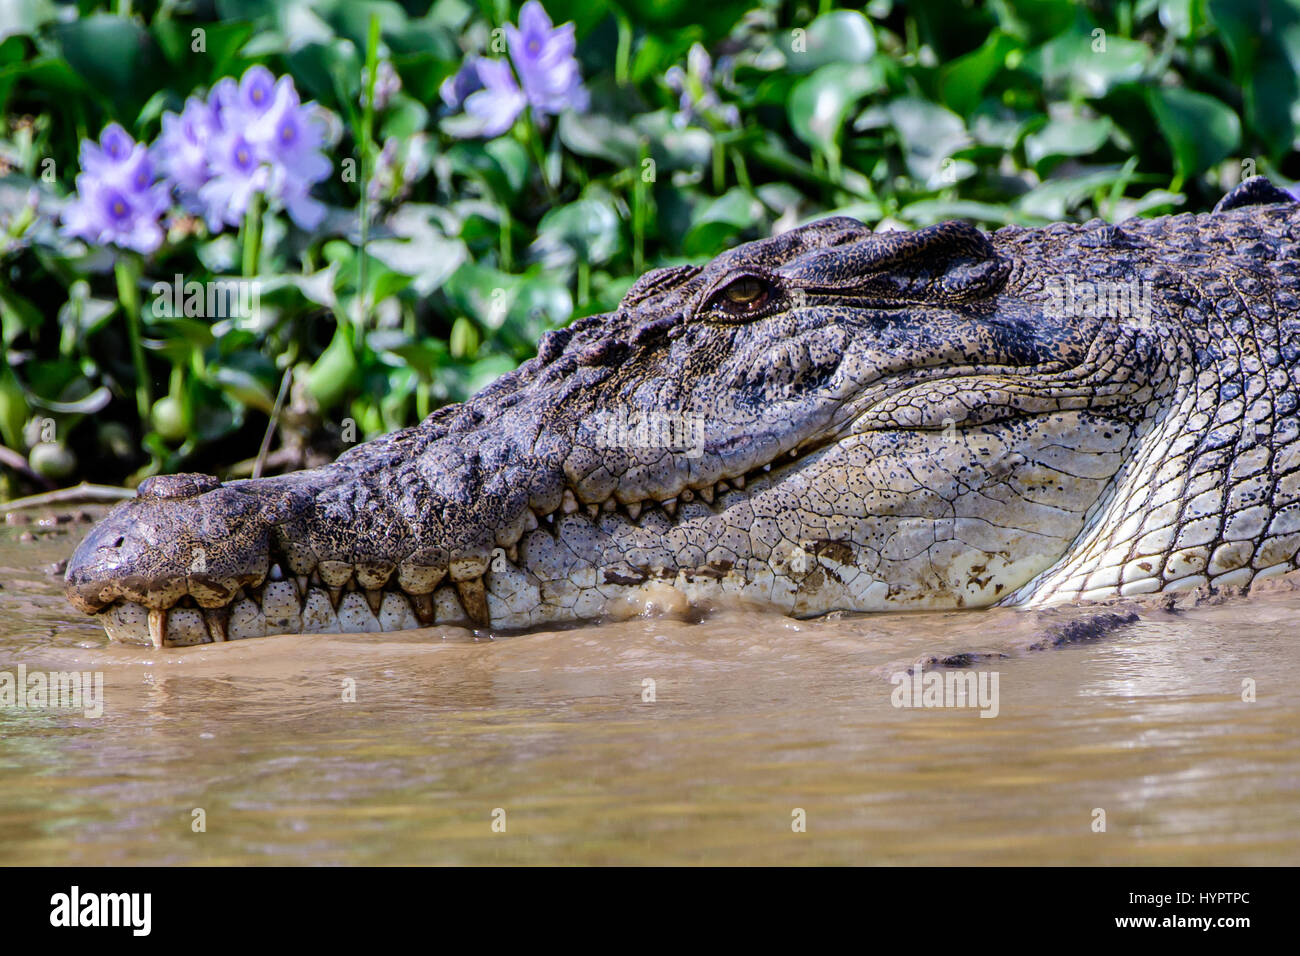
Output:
[{"xmin": 62, "ymin": 176, "xmax": 1300, "ymax": 646}]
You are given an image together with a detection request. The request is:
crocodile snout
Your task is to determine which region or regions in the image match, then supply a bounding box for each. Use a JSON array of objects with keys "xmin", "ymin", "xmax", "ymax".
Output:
[{"xmin": 64, "ymin": 474, "xmax": 279, "ymax": 644}]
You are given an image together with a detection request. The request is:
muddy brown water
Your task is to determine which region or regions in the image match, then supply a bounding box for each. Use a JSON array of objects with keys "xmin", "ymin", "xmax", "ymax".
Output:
[{"xmin": 1, "ymin": 519, "xmax": 1298, "ymax": 865}]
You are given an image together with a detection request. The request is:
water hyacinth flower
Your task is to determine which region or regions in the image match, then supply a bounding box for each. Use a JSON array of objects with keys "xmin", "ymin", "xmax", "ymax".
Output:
[
  {"xmin": 665, "ymin": 43, "xmax": 740, "ymax": 130},
  {"xmin": 197, "ymin": 129, "xmax": 269, "ymax": 231},
  {"xmin": 156, "ymin": 66, "xmax": 332, "ymax": 232},
  {"xmin": 505, "ymin": 1, "xmax": 588, "ymax": 116},
  {"xmin": 155, "ymin": 96, "xmax": 218, "ymax": 208},
  {"xmin": 61, "ymin": 124, "xmax": 169, "ymax": 254},
  {"xmin": 246, "ymin": 76, "xmax": 331, "ymax": 228},
  {"xmin": 361, "ymin": 60, "xmax": 402, "ymax": 111},
  {"xmin": 443, "ymin": 2, "xmax": 586, "ymax": 138},
  {"xmin": 463, "ymin": 58, "xmax": 528, "ymax": 138},
  {"xmin": 440, "ymin": 58, "xmax": 485, "ymax": 111}
]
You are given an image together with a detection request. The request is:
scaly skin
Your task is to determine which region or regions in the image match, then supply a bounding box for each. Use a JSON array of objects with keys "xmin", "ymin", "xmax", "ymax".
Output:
[{"xmin": 63, "ymin": 177, "xmax": 1300, "ymax": 646}]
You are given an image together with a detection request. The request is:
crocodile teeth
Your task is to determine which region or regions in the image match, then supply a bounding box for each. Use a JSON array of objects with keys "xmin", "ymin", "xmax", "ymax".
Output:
[
  {"xmin": 715, "ymin": 481, "xmax": 730, "ymax": 494},
  {"xmin": 269, "ymin": 563, "xmax": 284, "ymax": 581},
  {"xmin": 363, "ymin": 588, "xmax": 384, "ymax": 615},
  {"xmin": 505, "ymin": 544, "xmax": 519, "ymax": 563},
  {"xmin": 586, "ymin": 503, "xmax": 600, "ymax": 520},
  {"xmin": 662, "ymin": 497, "xmax": 677, "ymax": 517},
  {"xmin": 328, "ymin": 586, "xmax": 343, "ymax": 610},
  {"xmin": 148, "ymin": 608, "xmax": 167, "ymax": 648},
  {"xmin": 698, "ymin": 486, "xmax": 714, "ymax": 504},
  {"xmin": 455, "ymin": 578, "xmax": 489, "ymax": 626},
  {"xmin": 296, "ymin": 575, "xmax": 309, "ymax": 597},
  {"xmin": 732, "ymin": 474, "xmax": 745, "ymax": 489},
  {"xmin": 203, "ymin": 605, "xmax": 230, "ymax": 643},
  {"xmin": 410, "ymin": 592, "xmax": 435, "ymax": 625},
  {"xmin": 523, "ymin": 510, "xmax": 539, "ymax": 531},
  {"xmin": 562, "ymin": 489, "xmax": 579, "ymax": 514},
  {"xmin": 762, "ymin": 463, "xmax": 771, "ymax": 472},
  {"xmin": 602, "ymin": 498, "xmax": 617, "ymax": 512},
  {"xmin": 679, "ymin": 488, "xmax": 695, "ymax": 503},
  {"xmin": 626, "ymin": 502, "xmax": 642, "ymax": 521}
]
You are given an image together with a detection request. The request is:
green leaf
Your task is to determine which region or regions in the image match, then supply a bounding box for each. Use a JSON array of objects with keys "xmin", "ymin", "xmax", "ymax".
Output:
[
  {"xmin": 1023, "ymin": 115, "xmax": 1114, "ymax": 169},
  {"xmin": 1159, "ymin": 0, "xmax": 1204, "ymax": 39},
  {"xmin": 1014, "ymin": 165, "xmax": 1138, "ymax": 220},
  {"xmin": 56, "ymin": 14, "xmax": 163, "ymax": 117},
  {"xmin": 0, "ymin": 362, "xmax": 28, "ymax": 449},
  {"xmin": 1026, "ymin": 30, "xmax": 1150, "ymax": 98},
  {"xmin": 529, "ymin": 199, "xmax": 624, "ymax": 269},
  {"xmin": 683, "ymin": 188, "xmax": 762, "ymax": 257},
  {"xmin": 788, "ymin": 62, "xmax": 885, "ymax": 159},
  {"xmin": 306, "ymin": 325, "xmax": 358, "ymax": 409},
  {"xmin": 886, "ymin": 97, "xmax": 971, "ymax": 186},
  {"xmin": 939, "ymin": 31, "xmax": 1018, "ymax": 116},
  {"xmin": 28, "ymin": 384, "xmax": 111, "ymax": 415},
  {"xmin": 1208, "ymin": 0, "xmax": 1300, "ymax": 159},
  {"xmin": 0, "ymin": 0, "xmax": 56, "ymax": 42},
  {"xmin": 286, "ymin": 38, "xmax": 363, "ymax": 114},
  {"xmin": 0, "ymin": 286, "xmax": 41, "ymax": 345},
  {"xmin": 779, "ymin": 9, "xmax": 876, "ymax": 74},
  {"xmin": 367, "ymin": 205, "xmax": 466, "ymax": 297},
  {"xmin": 1146, "ymin": 87, "xmax": 1241, "ymax": 182},
  {"xmin": 558, "ymin": 111, "xmax": 641, "ymax": 166},
  {"xmin": 446, "ymin": 140, "xmax": 529, "ymax": 203}
]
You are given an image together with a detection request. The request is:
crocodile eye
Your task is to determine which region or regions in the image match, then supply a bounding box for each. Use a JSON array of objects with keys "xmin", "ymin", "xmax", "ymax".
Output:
[{"xmin": 705, "ymin": 275, "xmax": 775, "ymax": 318}]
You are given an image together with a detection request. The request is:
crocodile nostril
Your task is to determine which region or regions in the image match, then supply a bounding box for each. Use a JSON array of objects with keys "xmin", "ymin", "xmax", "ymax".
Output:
[{"xmin": 110, "ymin": 536, "xmax": 125, "ymax": 549}]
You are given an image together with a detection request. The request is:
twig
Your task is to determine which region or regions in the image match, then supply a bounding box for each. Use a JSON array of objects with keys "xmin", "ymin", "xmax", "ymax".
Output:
[
  {"xmin": 0, "ymin": 482, "xmax": 133, "ymax": 513},
  {"xmin": 252, "ymin": 366, "xmax": 293, "ymax": 480},
  {"xmin": 229, "ymin": 445, "xmax": 300, "ymax": 480},
  {"xmin": 0, "ymin": 445, "xmax": 55, "ymax": 491}
]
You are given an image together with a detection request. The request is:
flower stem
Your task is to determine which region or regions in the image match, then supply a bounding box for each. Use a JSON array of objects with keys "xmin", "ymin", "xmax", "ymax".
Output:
[
  {"xmin": 633, "ymin": 140, "xmax": 648, "ymax": 275},
  {"xmin": 241, "ymin": 191, "xmax": 263, "ymax": 278},
  {"xmin": 615, "ymin": 12, "xmax": 632, "ymax": 86},
  {"xmin": 523, "ymin": 109, "xmax": 558, "ymax": 202},
  {"xmin": 113, "ymin": 256, "xmax": 151, "ymax": 424},
  {"xmin": 357, "ymin": 12, "xmax": 382, "ymax": 334},
  {"xmin": 577, "ymin": 260, "xmax": 590, "ymax": 310}
]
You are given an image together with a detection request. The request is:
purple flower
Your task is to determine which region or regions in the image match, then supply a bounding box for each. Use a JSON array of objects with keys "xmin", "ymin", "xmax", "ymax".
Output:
[
  {"xmin": 61, "ymin": 124, "xmax": 169, "ymax": 254},
  {"xmin": 443, "ymin": 3, "xmax": 586, "ymax": 139},
  {"xmin": 440, "ymin": 59, "xmax": 485, "ymax": 111},
  {"xmin": 198, "ymin": 129, "xmax": 269, "ymax": 230},
  {"xmin": 361, "ymin": 60, "xmax": 402, "ymax": 111},
  {"xmin": 182, "ymin": 67, "xmax": 332, "ymax": 231},
  {"xmin": 154, "ymin": 96, "xmax": 218, "ymax": 209},
  {"xmin": 505, "ymin": 1, "xmax": 588, "ymax": 116},
  {"xmin": 462, "ymin": 58, "xmax": 527, "ymax": 138},
  {"xmin": 665, "ymin": 44, "xmax": 739, "ymax": 130},
  {"xmin": 230, "ymin": 65, "xmax": 278, "ymax": 118},
  {"xmin": 79, "ymin": 123, "xmax": 135, "ymax": 178}
]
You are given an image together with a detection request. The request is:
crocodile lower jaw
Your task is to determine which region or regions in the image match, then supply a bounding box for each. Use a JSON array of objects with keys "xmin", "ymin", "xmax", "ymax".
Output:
[{"xmin": 87, "ymin": 453, "xmax": 811, "ymax": 646}]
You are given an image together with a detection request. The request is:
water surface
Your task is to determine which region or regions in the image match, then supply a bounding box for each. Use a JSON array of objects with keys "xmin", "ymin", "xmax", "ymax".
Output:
[{"xmin": 2, "ymin": 520, "xmax": 1297, "ymax": 864}]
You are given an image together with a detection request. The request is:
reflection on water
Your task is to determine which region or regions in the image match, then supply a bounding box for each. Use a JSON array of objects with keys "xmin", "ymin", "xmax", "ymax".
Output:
[{"xmin": 1, "ymin": 525, "xmax": 1298, "ymax": 864}]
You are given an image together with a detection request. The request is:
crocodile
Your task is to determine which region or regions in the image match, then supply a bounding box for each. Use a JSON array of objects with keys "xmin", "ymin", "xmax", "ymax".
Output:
[{"xmin": 63, "ymin": 176, "xmax": 1300, "ymax": 646}]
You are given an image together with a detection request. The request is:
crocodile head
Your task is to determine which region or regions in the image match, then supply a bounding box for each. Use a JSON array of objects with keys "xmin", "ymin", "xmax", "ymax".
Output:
[{"xmin": 65, "ymin": 178, "xmax": 1300, "ymax": 645}]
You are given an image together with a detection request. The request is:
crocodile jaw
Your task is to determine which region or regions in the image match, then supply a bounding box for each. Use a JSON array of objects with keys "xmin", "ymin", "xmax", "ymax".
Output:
[{"xmin": 65, "ymin": 398, "xmax": 1136, "ymax": 646}]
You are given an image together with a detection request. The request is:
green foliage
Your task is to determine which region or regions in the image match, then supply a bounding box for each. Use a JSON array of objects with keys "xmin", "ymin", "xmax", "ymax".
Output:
[{"xmin": 1, "ymin": 0, "xmax": 1298, "ymax": 497}]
